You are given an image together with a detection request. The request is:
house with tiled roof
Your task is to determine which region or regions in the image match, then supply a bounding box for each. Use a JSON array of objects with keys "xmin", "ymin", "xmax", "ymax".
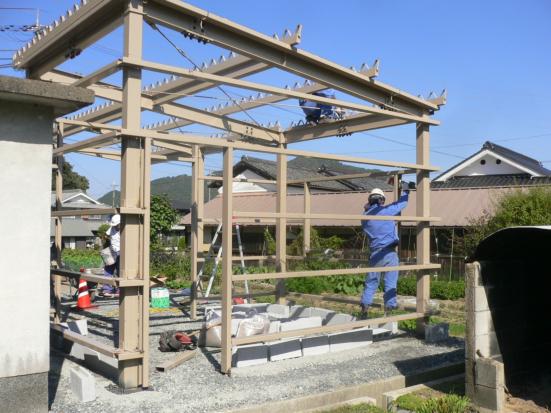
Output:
[
  {"xmin": 431, "ymin": 141, "xmax": 551, "ymax": 189},
  {"xmin": 209, "ymin": 155, "xmax": 393, "ymax": 194},
  {"xmin": 50, "ymin": 190, "xmax": 111, "ymax": 249}
]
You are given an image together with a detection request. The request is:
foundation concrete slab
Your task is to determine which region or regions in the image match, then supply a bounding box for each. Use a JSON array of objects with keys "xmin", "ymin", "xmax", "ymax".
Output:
[
  {"xmin": 475, "ymin": 358, "xmax": 504, "ymax": 389},
  {"xmin": 280, "ymin": 316, "xmax": 322, "ymax": 333},
  {"xmin": 301, "ymin": 335, "xmax": 330, "ymax": 356},
  {"xmin": 268, "ymin": 338, "xmax": 302, "ymax": 361},
  {"xmin": 329, "ymin": 328, "xmax": 373, "ymax": 352},
  {"xmin": 232, "ymin": 343, "xmax": 269, "ymax": 368},
  {"xmin": 473, "ymin": 383, "xmax": 504, "ymax": 413},
  {"xmin": 70, "ymin": 366, "xmax": 96, "ymax": 403}
]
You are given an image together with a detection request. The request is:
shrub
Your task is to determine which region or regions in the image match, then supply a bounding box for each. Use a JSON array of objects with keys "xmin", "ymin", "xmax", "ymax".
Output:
[
  {"xmin": 150, "ymin": 251, "xmax": 190, "ymax": 281},
  {"xmin": 463, "ymin": 187, "xmax": 551, "ymax": 256}
]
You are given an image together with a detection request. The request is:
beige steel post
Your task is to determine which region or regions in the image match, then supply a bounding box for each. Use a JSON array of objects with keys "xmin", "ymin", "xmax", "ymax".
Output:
[
  {"xmin": 221, "ymin": 147, "xmax": 233, "ymax": 374},
  {"xmin": 415, "ymin": 121, "xmax": 431, "ymax": 336},
  {"xmin": 140, "ymin": 136, "xmax": 151, "ymax": 388},
  {"xmin": 190, "ymin": 145, "xmax": 204, "ymax": 319},
  {"xmin": 303, "ymin": 182, "xmax": 311, "ymax": 255},
  {"xmin": 393, "ymin": 173, "xmax": 402, "ymax": 260},
  {"xmin": 119, "ymin": 0, "xmax": 145, "ymax": 389},
  {"xmin": 54, "ymin": 122, "xmax": 64, "ymax": 323},
  {"xmin": 275, "ymin": 149, "xmax": 287, "ymax": 304}
]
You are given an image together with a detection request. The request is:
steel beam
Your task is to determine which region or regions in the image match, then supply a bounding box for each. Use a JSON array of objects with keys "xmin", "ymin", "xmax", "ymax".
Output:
[
  {"xmin": 145, "ymin": 0, "xmax": 439, "ymax": 114},
  {"xmin": 285, "ymin": 114, "xmax": 411, "ymax": 143},
  {"xmin": 123, "ymin": 57, "xmax": 438, "ymax": 126},
  {"xmin": 13, "ymin": 0, "xmax": 125, "ymax": 78}
]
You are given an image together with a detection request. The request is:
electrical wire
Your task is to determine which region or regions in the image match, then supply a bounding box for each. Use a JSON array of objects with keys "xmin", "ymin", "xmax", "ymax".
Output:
[{"xmin": 149, "ymin": 22, "xmax": 281, "ymax": 142}]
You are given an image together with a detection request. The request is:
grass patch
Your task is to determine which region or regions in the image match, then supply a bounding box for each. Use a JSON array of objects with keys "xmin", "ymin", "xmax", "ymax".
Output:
[{"xmin": 320, "ymin": 403, "xmax": 384, "ymax": 413}]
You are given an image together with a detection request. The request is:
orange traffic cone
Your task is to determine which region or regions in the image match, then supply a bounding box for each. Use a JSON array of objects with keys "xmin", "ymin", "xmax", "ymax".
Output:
[{"xmin": 76, "ymin": 279, "xmax": 95, "ymax": 310}]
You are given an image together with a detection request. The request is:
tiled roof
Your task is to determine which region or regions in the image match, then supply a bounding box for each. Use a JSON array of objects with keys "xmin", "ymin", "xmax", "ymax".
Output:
[{"xmin": 431, "ymin": 174, "xmax": 551, "ymax": 189}]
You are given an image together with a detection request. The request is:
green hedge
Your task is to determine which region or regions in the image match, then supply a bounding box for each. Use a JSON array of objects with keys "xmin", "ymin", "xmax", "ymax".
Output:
[
  {"xmin": 398, "ymin": 276, "xmax": 465, "ymax": 300},
  {"xmin": 62, "ymin": 249, "xmax": 103, "ymax": 271}
]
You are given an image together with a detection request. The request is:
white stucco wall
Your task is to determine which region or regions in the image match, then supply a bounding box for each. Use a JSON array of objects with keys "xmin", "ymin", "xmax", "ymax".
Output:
[
  {"xmin": 0, "ymin": 102, "xmax": 52, "ymax": 377},
  {"xmin": 459, "ymin": 152, "xmax": 524, "ymax": 176}
]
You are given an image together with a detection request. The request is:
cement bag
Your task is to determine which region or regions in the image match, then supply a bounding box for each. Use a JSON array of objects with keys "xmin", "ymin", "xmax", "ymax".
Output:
[{"xmin": 236, "ymin": 314, "xmax": 270, "ymax": 339}]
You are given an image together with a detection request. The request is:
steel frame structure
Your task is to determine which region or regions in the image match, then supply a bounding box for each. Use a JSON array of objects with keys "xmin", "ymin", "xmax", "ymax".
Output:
[{"xmin": 14, "ymin": 0, "xmax": 446, "ymax": 387}]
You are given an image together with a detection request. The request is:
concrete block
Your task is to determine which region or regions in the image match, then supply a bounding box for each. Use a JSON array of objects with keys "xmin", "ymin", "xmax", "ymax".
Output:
[
  {"xmin": 280, "ymin": 316, "xmax": 322, "ymax": 333},
  {"xmin": 473, "ymin": 383, "xmax": 504, "ymax": 413},
  {"xmin": 70, "ymin": 366, "xmax": 96, "ymax": 402},
  {"xmin": 233, "ymin": 303, "xmax": 269, "ymax": 314},
  {"xmin": 267, "ymin": 304, "xmax": 290, "ymax": 317},
  {"xmin": 325, "ymin": 313, "xmax": 355, "ymax": 326},
  {"xmin": 379, "ymin": 321, "xmax": 398, "ymax": 334},
  {"xmin": 475, "ymin": 332, "xmax": 501, "ymax": 358},
  {"xmin": 232, "ymin": 343, "xmax": 269, "ymax": 367},
  {"xmin": 61, "ymin": 319, "xmax": 88, "ymax": 335},
  {"xmin": 475, "ymin": 311, "xmax": 494, "ymax": 336},
  {"xmin": 268, "ymin": 338, "xmax": 302, "ymax": 361},
  {"xmin": 372, "ymin": 328, "xmax": 391, "ymax": 338},
  {"xmin": 425, "ymin": 323, "xmax": 449, "ymax": 343},
  {"xmin": 290, "ymin": 305, "xmax": 312, "ymax": 318},
  {"xmin": 476, "ymin": 358, "xmax": 504, "ymax": 389},
  {"xmin": 301, "ymin": 334, "xmax": 330, "ymax": 356},
  {"xmin": 329, "ymin": 328, "xmax": 373, "ymax": 352},
  {"xmin": 309, "ymin": 307, "xmax": 336, "ymax": 325},
  {"xmin": 268, "ymin": 320, "xmax": 281, "ymax": 334}
]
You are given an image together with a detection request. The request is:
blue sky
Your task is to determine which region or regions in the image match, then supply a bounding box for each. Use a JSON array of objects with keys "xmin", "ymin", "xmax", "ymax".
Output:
[{"xmin": 2, "ymin": 0, "xmax": 551, "ymax": 198}]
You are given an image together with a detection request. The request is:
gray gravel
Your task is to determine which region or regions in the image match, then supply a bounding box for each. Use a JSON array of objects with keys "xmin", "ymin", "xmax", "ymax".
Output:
[{"xmin": 49, "ymin": 299, "xmax": 464, "ymax": 413}]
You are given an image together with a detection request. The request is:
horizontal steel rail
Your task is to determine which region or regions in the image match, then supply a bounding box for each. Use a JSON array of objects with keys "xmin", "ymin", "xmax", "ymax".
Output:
[
  {"xmin": 233, "ymin": 212, "xmax": 440, "ymax": 222},
  {"xmin": 51, "ymin": 323, "xmax": 143, "ymax": 361},
  {"xmin": 233, "ymin": 312, "xmax": 424, "ymax": 345},
  {"xmin": 51, "ymin": 207, "xmax": 146, "ymax": 217},
  {"xmin": 232, "ymin": 264, "xmax": 441, "ymax": 282}
]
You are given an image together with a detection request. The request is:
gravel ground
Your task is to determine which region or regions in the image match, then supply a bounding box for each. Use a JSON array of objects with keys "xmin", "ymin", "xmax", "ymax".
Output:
[{"xmin": 49, "ymin": 298, "xmax": 464, "ymax": 413}]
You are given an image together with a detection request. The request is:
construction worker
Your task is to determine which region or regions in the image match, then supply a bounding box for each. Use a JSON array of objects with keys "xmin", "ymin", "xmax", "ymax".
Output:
[
  {"xmin": 360, "ymin": 182, "xmax": 414, "ymax": 318},
  {"xmin": 101, "ymin": 214, "xmax": 120, "ymax": 298},
  {"xmin": 299, "ymin": 90, "xmax": 340, "ymax": 125}
]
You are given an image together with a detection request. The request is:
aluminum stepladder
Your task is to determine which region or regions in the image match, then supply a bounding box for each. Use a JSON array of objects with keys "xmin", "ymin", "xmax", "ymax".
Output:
[{"xmin": 197, "ymin": 220, "xmax": 249, "ymax": 299}]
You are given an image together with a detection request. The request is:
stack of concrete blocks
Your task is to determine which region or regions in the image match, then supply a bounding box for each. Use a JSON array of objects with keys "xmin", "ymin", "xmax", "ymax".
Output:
[
  {"xmin": 465, "ymin": 263, "xmax": 505, "ymax": 413},
  {"xmin": 231, "ymin": 304, "xmax": 375, "ymax": 367}
]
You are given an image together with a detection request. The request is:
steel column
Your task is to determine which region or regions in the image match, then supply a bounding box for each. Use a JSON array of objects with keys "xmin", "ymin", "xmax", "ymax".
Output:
[
  {"xmin": 118, "ymin": 0, "xmax": 146, "ymax": 389},
  {"xmin": 415, "ymin": 121, "xmax": 431, "ymax": 336},
  {"xmin": 303, "ymin": 182, "xmax": 311, "ymax": 255},
  {"xmin": 221, "ymin": 147, "xmax": 233, "ymax": 374},
  {"xmin": 275, "ymin": 149, "xmax": 287, "ymax": 304},
  {"xmin": 53, "ymin": 122, "xmax": 64, "ymax": 324},
  {"xmin": 190, "ymin": 145, "xmax": 204, "ymax": 319}
]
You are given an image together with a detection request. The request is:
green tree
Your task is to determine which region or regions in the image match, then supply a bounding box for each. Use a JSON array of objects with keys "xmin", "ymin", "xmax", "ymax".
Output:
[
  {"xmin": 150, "ymin": 194, "xmax": 179, "ymax": 244},
  {"xmin": 52, "ymin": 161, "xmax": 89, "ymax": 191},
  {"xmin": 463, "ymin": 187, "xmax": 551, "ymax": 256}
]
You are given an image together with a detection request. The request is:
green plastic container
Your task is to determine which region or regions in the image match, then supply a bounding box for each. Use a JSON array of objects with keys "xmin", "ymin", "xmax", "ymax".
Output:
[{"xmin": 151, "ymin": 287, "xmax": 170, "ymax": 308}]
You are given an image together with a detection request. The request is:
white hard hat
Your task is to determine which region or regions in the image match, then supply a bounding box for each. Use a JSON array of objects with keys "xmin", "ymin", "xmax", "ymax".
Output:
[
  {"xmin": 108, "ymin": 214, "xmax": 121, "ymax": 226},
  {"xmin": 369, "ymin": 188, "xmax": 385, "ymax": 198}
]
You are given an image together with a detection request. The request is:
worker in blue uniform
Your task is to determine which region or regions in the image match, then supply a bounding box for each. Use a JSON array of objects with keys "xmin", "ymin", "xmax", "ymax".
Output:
[{"xmin": 360, "ymin": 182, "xmax": 414, "ymax": 318}]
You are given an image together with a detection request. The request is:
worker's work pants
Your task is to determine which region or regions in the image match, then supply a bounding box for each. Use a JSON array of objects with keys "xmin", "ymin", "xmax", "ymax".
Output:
[
  {"xmin": 102, "ymin": 256, "xmax": 120, "ymax": 294},
  {"xmin": 361, "ymin": 247, "xmax": 399, "ymax": 309}
]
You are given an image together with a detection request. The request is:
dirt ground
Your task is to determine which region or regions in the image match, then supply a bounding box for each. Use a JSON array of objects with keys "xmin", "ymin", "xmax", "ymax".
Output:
[{"xmin": 505, "ymin": 380, "xmax": 551, "ymax": 413}]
